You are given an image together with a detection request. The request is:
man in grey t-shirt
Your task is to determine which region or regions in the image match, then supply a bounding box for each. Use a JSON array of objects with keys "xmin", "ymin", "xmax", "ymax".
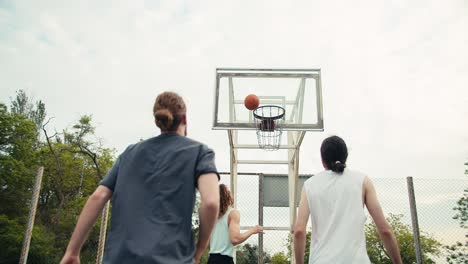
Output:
[{"xmin": 61, "ymin": 92, "xmax": 220, "ymax": 264}]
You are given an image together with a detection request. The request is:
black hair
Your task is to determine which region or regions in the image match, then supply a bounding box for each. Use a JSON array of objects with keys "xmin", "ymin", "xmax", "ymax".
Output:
[{"xmin": 320, "ymin": 135, "xmax": 348, "ymax": 173}]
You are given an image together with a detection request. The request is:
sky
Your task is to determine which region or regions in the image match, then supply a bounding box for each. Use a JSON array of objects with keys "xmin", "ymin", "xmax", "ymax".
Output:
[
  {"xmin": 1, "ymin": 0, "xmax": 467, "ymax": 258},
  {"xmin": 1, "ymin": 0, "xmax": 467, "ymax": 181}
]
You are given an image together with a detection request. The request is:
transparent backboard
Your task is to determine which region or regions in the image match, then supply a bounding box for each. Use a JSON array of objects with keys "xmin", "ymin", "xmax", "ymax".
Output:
[{"xmin": 213, "ymin": 68, "xmax": 324, "ymax": 131}]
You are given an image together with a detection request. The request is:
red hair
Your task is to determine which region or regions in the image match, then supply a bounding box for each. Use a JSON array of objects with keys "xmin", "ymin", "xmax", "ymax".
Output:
[{"xmin": 219, "ymin": 184, "xmax": 233, "ymax": 217}]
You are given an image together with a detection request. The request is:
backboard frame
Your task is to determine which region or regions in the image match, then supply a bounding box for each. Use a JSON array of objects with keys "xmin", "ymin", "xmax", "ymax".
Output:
[
  {"xmin": 212, "ymin": 68, "xmax": 326, "ymax": 263},
  {"xmin": 212, "ymin": 68, "xmax": 324, "ymax": 131}
]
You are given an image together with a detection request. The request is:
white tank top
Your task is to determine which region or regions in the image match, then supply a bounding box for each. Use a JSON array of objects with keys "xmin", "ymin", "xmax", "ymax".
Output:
[
  {"xmin": 209, "ymin": 208, "xmax": 234, "ymax": 257},
  {"xmin": 303, "ymin": 169, "xmax": 370, "ymax": 264}
]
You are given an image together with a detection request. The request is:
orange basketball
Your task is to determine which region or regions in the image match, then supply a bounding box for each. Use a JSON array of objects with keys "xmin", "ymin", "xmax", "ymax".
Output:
[{"xmin": 244, "ymin": 94, "xmax": 259, "ymax": 110}]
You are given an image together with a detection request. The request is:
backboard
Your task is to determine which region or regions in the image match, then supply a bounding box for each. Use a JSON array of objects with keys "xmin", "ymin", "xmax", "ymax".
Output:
[
  {"xmin": 213, "ymin": 68, "xmax": 324, "ymax": 131},
  {"xmin": 263, "ymin": 174, "xmax": 312, "ymax": 207}
]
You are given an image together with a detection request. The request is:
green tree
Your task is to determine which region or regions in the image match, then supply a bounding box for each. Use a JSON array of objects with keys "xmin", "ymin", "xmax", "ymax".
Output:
[
  {"xmin": 286, "ymin": 214, "xmax": 441, "ymax": 263},
  {"xmin": 444, "ymin": 162, "xmax": 468, "ymax": 263},
  {"xmin": 366, "ymin": 214, "xmax": 441, "ymax": 263},
  {"xmin": 0, "ymin": 215, "xmax": 26, "ymax": 263},
  {"xmin": 271, "ymin": 251, "xmax": 289, "ymax": 264},
  {"xmin": 453, "ymin": 162, "xmax": 468, "ymax": 229},
  {"xmin": 286, "ymin": 228, "xmax": 311, "ymax": 263},
  {"xmin": 236, "ymin": 243, "xmax": 271, "ymax": 264},
  {"xmin": 0, "ymin": 214, "xmax": 55, "ymax": 264},
  {"xmin": 0, "ymin": 103, "xmax": 38, "ymax": 219},
  {"xmin": 36, "ymin": 115, "xmax": 114, "ymax": 262},
  {"xmin": 0, "ymin": 93, "xmax": 53, "ymax": 263},
  {"xmin": 0, "ymin": 91, "xmax": 115, "ymax": 263},
  {"xmin": 10, "ymin": 89, "xmax": 46, "ymax": 138}
]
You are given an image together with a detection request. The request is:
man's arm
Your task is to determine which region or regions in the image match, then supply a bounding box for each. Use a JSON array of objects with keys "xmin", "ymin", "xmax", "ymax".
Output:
[
  {"xmin": 294, "ymin": 187, "xmax": 310, "ymax": 264},
  {"xmin": 194, "ymin": 173, "xmax": 219, "ymax": 263},
  {"xmin": 228, "ymin": 210, "xmax": 263, "ymax": 245},
  {"xmin": 364, "ymin": 177, "xmax": 402, "ymax": 264},
  {"xmin": 60, "ymin": 186, "xmax": 112, "ymax": 264}
]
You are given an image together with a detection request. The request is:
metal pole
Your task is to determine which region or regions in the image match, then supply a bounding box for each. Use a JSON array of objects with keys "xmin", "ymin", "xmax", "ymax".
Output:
[
  {"xmin": 228, "ymin": 130, "xmax": 238, "ymax": 209},
  {"xmin": 228, "ymin": 130, "xmax": 238, "ymax": 263},
  {"xmin": 19, "ymin": 167, "xmax": 44, "ymax": 264},
  {"xmin": 258, "ymin": 174, "xmax": 264, "ymax": 264},
  {"xmin": 288, "ymin": 132, "xmax": 298, "ymax": 264},
  {"xmin": 407, "ymin": 177, "xmax": 423, "ymax": 264},
  {"xmin": 96, "ymin": 201, "xmax": 110, "ymax": 264}
]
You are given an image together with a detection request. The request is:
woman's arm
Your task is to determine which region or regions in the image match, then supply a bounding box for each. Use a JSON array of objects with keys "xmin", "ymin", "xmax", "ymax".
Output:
[{"xmin": 228, "ymin": 210, "xmax": 263, "ymax": 245}]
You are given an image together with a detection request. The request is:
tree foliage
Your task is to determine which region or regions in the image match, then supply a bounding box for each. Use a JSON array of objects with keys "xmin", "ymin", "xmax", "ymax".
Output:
[
  {"xmin": 444, "ymin": 162, "xmax": 468, "ymax": 263},
  {"xmin": 366, "ymin": 214, "xmax": 441, "ymax": 263},
  {"xmin": 453, "ymin": 162, "xmax": 468, "ymax": 229},
  {"xmin": 286, "ymin": 228, "xmax": 311, "ymax": 263},
  {"xmin": 236, "ymin": 243, "xmax": 271, "ymax": 264},
  {"xmin": 285, "ymin": 214, "xmax": 442, "ymax": 263},
  {"xmin": 0, "ymin": 103, "xmax": 38, "ymax": 220},
  {"xmin": 10, "ymin": 90, "xmax": 46, "ymax": 141},
  {"xmin": 271, "ymin": 251, "xmax": 289, "ymax": 264},
  {"xmin": 0, "ymin": 90, "xmax": 114, "ymax": 263}
]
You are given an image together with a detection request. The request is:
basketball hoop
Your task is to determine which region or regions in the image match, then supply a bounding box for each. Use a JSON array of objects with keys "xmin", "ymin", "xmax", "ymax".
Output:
[{"xmin": 253, "ymin": 105, "xmax": 285, "ymax": 150}]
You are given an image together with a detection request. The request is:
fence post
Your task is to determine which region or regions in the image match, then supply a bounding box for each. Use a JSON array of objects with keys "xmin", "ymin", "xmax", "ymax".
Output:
[
  {"xmin": 19, "ymin": 167, "xmax": 44, "ymax": 264},
  {"xmin": 407, "ymin": 176, "xmax": 423, "ymax": 264},
  {"xmin": 258, "ymin": 174, "xmax": 264, "ymax": 264},
  {"xmin": 96, "ymin": 201, "xmax": 110, "ymax": 264}
]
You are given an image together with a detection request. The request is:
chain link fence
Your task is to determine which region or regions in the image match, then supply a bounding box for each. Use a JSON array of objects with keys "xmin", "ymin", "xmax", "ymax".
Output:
[
  {"xmin": 411, "ymin": 178, "xmax": 467, "ymax": 263},
  {"xmin": 21, "ymin": 174, "xmax": 467, "ymax": 263},
  {"xmin": 24, "ymin": 215, "xmax": 104, "ymax": 264},
  {"xmin": 221, "ymin": 175, "xmax": 467, "ymax": 263}
]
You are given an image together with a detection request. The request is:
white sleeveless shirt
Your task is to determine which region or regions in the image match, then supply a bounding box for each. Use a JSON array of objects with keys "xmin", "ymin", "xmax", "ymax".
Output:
[{"xmin": 303, "ymin": 169, "xmax": 371, "ymax": 264}]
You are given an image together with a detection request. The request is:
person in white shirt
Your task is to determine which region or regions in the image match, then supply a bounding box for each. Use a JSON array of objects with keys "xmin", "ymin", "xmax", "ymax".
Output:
[{"xmin": 294, "ymin": 135, "xmax": 402, "ymax": 264}]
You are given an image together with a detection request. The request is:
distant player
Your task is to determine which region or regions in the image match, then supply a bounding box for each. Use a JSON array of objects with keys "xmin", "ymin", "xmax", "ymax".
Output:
[
  {"xmin": 207, "ymin": 184, "xmax": 263, "ymax": 264},
  {"xmin": 294, "ymin": 136, "xmax": 402, "ymax": 264},
  {"xmin": 61, "ymin": 92, "xmax": 220, "ymax": 264}
]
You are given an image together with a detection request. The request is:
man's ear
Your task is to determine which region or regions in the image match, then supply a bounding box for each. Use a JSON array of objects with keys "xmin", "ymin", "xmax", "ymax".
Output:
[{"xmin": 182, "ymin": 114, "xmax": 187, "ymax": 125}]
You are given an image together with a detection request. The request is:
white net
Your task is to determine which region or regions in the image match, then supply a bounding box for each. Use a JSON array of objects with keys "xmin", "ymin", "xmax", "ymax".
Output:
[{"xmin": 253, "ymin": 105, "xmax": 285, "ymax": 150}]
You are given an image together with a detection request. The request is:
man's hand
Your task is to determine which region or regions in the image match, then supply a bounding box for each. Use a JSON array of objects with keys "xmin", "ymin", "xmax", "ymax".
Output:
[
  {"xmin": 61, "ymin": 186, "xmax": 112, "ymax": 264},
  {"xmin": 195, "ymin": 173, "xmax": 219, "ymax": 262},
  {"xmin": 60, "ymin": 253, "xmax": 80, "ymax": 264},
  {"xmin": 193, "ymin": 255, "xmax": 201, "ymax": 264},
  {"xmin": 193, "ymin": 245, "xmax": 204, "ymax": 264}
]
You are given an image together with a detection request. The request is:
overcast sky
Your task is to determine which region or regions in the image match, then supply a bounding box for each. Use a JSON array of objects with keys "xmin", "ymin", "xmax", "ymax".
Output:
[{"xmin": 1, "ymin": 0, "xmax": 467, "ymax": 179}]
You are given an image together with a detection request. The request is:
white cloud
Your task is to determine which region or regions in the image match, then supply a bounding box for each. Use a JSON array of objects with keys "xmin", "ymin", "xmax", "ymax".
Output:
[{"xmin": 0, "ymin": 0, "xmax": 467, "ymax": 179}]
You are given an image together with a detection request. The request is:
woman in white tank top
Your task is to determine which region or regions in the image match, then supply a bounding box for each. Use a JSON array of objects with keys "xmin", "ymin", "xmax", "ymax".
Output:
[
  {"xmin": 207, "ymin": 184, "xmax": 263, "ymax": 264},
  {"xmin": 294, "ymin": 136, "xmax": 402, "ymax": 264}
]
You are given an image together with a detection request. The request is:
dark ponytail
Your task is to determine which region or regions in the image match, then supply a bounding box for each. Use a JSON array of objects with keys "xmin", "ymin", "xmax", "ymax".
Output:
[
  {"xmin": 330, "ymin": 161, "xmax": 346, "ymax": 173},
  {"xmin": 320, "ymin": 136, "xmax": 348, "ymax": 174}
]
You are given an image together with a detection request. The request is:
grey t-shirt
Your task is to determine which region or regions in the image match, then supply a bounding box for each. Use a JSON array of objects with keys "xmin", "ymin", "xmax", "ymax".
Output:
[{"xmin": 100, "ymin": 133, "xmax": 219, "ymax": 264}]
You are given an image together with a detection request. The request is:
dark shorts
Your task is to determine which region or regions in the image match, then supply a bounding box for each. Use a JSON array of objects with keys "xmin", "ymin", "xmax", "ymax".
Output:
[{"xmin": 207, "ymin": 253, "xmax": 234, "ymax": 264}]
